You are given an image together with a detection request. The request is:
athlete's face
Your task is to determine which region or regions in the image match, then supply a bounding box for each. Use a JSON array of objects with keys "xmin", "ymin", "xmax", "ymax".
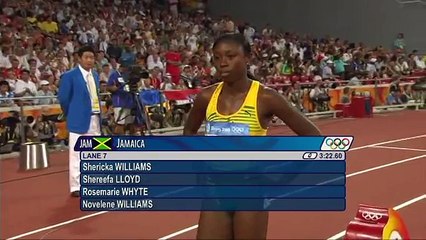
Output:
[{"xmin": 212, "ymin": 41, "xmax": 249, "ymax": 82}]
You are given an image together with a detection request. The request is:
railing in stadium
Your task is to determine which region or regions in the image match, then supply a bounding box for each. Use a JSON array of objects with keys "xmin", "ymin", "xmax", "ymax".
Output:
[{"xmin": 0, "ymin": 75, "xmax": 425, "ymax": 151}]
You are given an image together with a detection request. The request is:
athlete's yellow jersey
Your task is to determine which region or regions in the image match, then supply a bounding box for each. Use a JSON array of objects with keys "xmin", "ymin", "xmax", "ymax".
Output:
[{"xmin": 205, "ymin": 80, "xmax": 268, "ymax": 136}]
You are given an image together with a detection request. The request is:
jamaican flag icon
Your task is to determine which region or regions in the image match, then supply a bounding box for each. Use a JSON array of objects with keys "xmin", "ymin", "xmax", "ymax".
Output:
[{"xmin": 93, "ymin": 137, "xmax": 113, "ymax": 150}]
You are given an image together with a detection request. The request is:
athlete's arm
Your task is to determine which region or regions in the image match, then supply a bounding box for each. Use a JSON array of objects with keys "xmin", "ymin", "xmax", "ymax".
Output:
[
  {"xmin": 260, "ymin": 87, "xmax": 322, "ymax": 136},
  {"xmin": 183, "ymin": 86, "xmax": 216, "ymax": 135}
]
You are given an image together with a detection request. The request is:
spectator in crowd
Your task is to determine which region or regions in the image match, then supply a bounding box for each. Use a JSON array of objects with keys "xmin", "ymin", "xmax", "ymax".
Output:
[
  {"xmin": 5, "ymin": 70, "xmax": 18, "ymax": 92},
  {"xmin": 2, "ymin": 2, "xmax": 423, "ymax": 90},
  {"xmin": 176, "ymin": 78, "xmax": 189, "ymax": 90},
  {"xmin": 350, "ymin": 52, "xmax": 366, "ymax": 73},
  {"xmin": 387, "ymin": 90, "xmax": 402, "ymax": 105},
  {"xmin": 394, "ymin": 33, "xmax": 406, "ymax": 52},
  {"xmin": 160, "ymin": 74, "xmax": 175, "ymax": 90},
  {"xmin": 107, "ymin": 38, "xmax": 123, "ymax": 61},
  {"xmin": 181, "ymin": 65, "xmax": 195, "ymax": 88},
  {"xmin": 340, "ymin": 87, "xmax": 351, "ymax": 104},
  {"xmin": 389, "ymin": 75, "xmax": 401, "ymax": 92},
  {"xmin": 333, "ymin": 54, "xmax": 346, "ymax": 78},
  {"xmin": 400, "ymin": 85, "xmax": 414, "ymax": 103},
  {"xmin": 347, "ymin": 73, "xmax": 363, "ymax": 86},
  {"xmin": 147, "ymin": 50, "xmax": 164, "ymax": 71},
  {"xmin": 287, "ymin": 82, "xmax": 304, "ymax": 112},
  {"xmin": 149, "ymin": 67, "xmax": 162, "ymax": 89},
  {"xmin": 95, "ymin": 51, "xmax": 109, "ymax": 71},
  {"xmin": 0, "ymin": 80, "xmax": 15, "ymax": 107},
  {"xmin": 36, "ymin": 80, "xmax": 56, "ymax": 105},
  {"xmin": 397, "ymin": 56, "xmax": 411, "ymax": 75},
  {"xmin": 309, "ymin": 80, "xmax": 330, "ymax": 112},
  {"xmin": 120, "ymin": 42, "xmax": 137, "ymax": 67},
  {"xmin": 0, "ymin": 46, "xmax": 12, "ymax": 69},
  {"xmin": 243, "ymin": 23, "xmax": 256, "ymax": 45},
  {"xmin": 165, "ymin": 44, "xmax": 182, "ymax": 85},
  {"xmin": 412, "ymin": 50, "xmax": 426, "ymax": 69},
  {"xmin": 27, "ymin": 59, "xmax": 40, "ymax": 80},
  {"xmin": 99, "ymin": 80, "xmax": 109, "ymax": 99},
  {"xmin": 6, "ymin": 58, "xmax": 23, "ymax": 79},
  {"xmin": 366, "ymin": 58, "xmax": 377, "ymax": 77},
  {"xmin": 37, "ymin": 15, "xmax": 59, "ymax": 34},
  {"xmin": 14, "ymin": 69, "xmax": 37, "ymax": 105},
  {"xmin": 322, "ymin": 60, "xmax": 335, "ymax": 80},
  {"xmin": 0, "ymin": 0, "xmax": 425, "ymax": 131},
  {"xmin": 99, "ymin": 63, "xmax": 111, "ymax": 82},
  {"xmin": 141, "ymin": 77, "xmax": 155, "ymax": 90}
]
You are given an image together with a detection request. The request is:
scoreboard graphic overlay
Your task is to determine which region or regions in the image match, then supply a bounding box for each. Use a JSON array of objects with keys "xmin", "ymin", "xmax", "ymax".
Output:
[{"xmin": 76, "ymin": 136, "xmax": 353, "ymax": 211}]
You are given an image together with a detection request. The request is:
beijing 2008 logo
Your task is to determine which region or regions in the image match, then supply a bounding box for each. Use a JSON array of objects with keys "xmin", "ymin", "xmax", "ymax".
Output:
[{"xmin": 325, "ymin": 137, "xmax": 351, "ymax": 150}]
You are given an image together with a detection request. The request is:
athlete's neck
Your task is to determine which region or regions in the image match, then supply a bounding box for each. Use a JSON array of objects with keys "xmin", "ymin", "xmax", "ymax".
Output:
[{"xmin": 223, "ymin": 76, "xmax": 251, "ymax": 95}]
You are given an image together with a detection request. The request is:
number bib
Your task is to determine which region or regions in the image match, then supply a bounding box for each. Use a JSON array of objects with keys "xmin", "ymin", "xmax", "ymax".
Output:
[
  {"xmin": 205, "ymin": 122, "xmax": 250, "ymax": 136},
  {"xmin": 204, "ymin": 121, "xmax": 253, "ymax": 171}
]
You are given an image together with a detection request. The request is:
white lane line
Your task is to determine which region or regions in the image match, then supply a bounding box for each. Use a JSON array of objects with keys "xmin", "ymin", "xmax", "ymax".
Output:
[
  {"xmin": 157, "ymin": 154, "xmax": 426, "ymax": 240},
  {"xmin": 6, "ymin": 211, "xmax": 108, "ymax": 240},
  {"xmin": 393, "ymin": 194, "xmax": 425, "ymax": 210},
  {"xmin": 346, "ymin": 155, "xmax": 426, "ymax": 178},
  {"xmin": 156, "ymin": 132, "xmax": 426, "ymax": 239},
  {"xmin": 348, "ymin": 134, "xmax": 426, "ymax": 151},
  {"xmin": 263, "ymin": 155, "xmax": 426, "ymax": 207},
  {"xmin": 370, "ymin": 145, "xmax": 426, "ymax": 152},
  {"xmin": 158, "ymin": 225, "xmax": 200, "ymax": 240},
  {"xmin": 327, "ymin": 194, "xmax": 426, "ymax": 240},
  {"xmin": 6, "ymin": 134, "xmax": 426, "ymax": 240}
]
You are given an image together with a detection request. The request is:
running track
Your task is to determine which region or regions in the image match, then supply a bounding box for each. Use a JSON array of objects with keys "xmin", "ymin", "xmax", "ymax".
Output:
[{"xmin": 1, "ymin": 110, "xmax": 425, "ymax": 239}]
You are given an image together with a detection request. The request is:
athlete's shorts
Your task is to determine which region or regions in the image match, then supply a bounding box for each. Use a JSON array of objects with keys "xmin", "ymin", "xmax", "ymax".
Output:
[
  {"xmin": 199, "ymin": 173, "xmax": 267, "ymax": 211},
  {"xmin": 114, "ymin": 108, "xmax": 135, "ymax": 125}
]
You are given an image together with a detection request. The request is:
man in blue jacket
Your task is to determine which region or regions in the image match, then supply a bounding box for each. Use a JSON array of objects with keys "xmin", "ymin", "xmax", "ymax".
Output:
[{"xmin": 58, "ymin": 45, "xmax": 102, "ymax": 197}]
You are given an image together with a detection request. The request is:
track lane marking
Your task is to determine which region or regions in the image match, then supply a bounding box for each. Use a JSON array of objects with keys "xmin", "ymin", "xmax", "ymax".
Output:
[
  {"xmin": 157, "ymin": 155, "xmax": 426, "ymax": 240},
  {"xmin": 369, "ymin": 145, "xmax": 426, "ymax": 152},
  {"xmin": 5, "ymin": 134, "xmax": 426, "ymax": 240}
]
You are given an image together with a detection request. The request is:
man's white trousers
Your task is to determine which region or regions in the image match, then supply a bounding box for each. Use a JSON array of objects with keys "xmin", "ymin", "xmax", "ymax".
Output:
[{"xmin": 68, "ymin": 115, "xmax": 101, "ymax": 193}]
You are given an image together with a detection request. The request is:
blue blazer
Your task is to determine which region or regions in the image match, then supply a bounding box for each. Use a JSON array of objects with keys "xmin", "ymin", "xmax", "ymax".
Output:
[{"xmin": 58, "ymin": 66, "xmax": 102, "ymax": 134}]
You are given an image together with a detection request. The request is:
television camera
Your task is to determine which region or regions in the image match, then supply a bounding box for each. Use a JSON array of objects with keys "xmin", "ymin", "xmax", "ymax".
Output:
[
  {"xmin": 118, "ymin": 65, "xmax": 154, "ymax": 135},
  {"xmin": 121, "ymin": 65, "xmax": 150, "ymax": 93}
]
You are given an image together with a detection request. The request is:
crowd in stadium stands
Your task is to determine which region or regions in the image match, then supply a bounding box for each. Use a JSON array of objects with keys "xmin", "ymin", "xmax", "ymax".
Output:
[{"xmin": 0, "ymin": 0, "xmax": 425, "ymax": 118}]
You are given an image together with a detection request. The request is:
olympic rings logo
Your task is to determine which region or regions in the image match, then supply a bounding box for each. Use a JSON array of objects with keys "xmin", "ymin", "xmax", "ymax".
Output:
[
  {"xmin": 231, "ymin": 126, "xmax": 246, "ymax": 134},
  {"xmin": 325, "ymin": 138, "xmax": 351, "ymax": 150},
  {"xmin": 361, "ymin": 211, "xmax": 383, "ymax": 221}
]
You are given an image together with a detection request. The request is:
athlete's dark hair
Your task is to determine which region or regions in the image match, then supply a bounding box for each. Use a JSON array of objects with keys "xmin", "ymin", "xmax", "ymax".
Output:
[
  {"xmin": 213, "ymin": 33, "xmax": 251, "ymax": 56},
  {"xmin": 212, "ymin": 33, "xmax": 257, "ymax": 80}
]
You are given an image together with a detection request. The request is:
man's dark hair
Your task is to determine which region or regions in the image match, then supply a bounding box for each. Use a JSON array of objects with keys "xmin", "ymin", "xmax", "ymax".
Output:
[
  {"xmin": 77, "ymin": 45, "xmax": 96, "ymax": 57},
  {"xmin": 0, "ymin": 80, "xmax": 9, "ymax": 87}
]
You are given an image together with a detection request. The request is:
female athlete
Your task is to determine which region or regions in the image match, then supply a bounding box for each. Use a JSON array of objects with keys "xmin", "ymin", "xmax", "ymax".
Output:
[{"xmin": 183, "ymin": 33, "xmax": 322, "ymax": 239}]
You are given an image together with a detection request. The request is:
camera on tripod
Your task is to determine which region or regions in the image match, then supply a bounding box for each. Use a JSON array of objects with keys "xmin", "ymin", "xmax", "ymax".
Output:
[{"xmin": 123, "ymin": 65, "xmax": 150, "ymax": 93}]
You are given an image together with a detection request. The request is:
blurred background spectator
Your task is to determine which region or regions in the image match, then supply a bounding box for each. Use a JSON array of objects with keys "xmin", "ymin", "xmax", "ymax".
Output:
[{"xmin": 0, "ymin": 0, "xmax": 425, "ymax": 138}]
